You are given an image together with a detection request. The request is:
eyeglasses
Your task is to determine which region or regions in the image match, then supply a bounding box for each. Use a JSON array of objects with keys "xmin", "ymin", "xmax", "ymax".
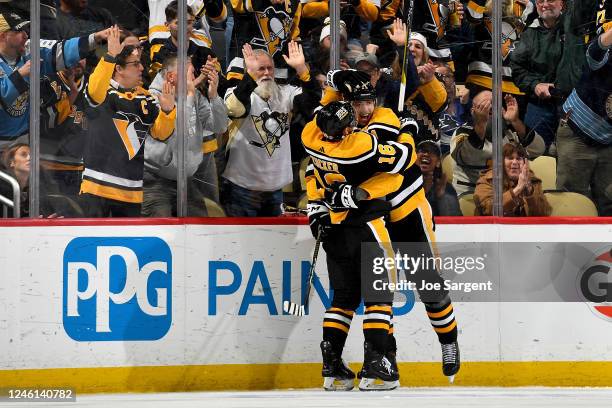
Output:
[
  {"xmin": 536, "ymin": 0, "xmax": 559, "ymax": 5},
  {"xmin": 122, "ymin": 61, "xmax": 143, "ymax": 68}
]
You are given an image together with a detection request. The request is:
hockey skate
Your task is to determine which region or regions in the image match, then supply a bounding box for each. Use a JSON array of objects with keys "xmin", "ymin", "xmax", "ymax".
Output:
[
  {"xmin": 358, "ymin": 342, "xmax": 400, "ymax": 391},
  {"xmin": 320, "ymin": 341, "xmax": 355, "ymax": 391},
  {"xmin": 441, "ymin": 341, "xmax": 460, "ymax": 383}
]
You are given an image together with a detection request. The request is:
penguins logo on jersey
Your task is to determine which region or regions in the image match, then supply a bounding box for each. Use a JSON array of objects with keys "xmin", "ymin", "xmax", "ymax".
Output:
[
  {"xmin": 113, "ymin": 112, "xmax": 150, "ymax": 160},
  {"xmin": 484, "ymin": 20, "xmax": 521, "ymax": 59},
  {"xmin": 251, "ymin": 7, "xmax": 292, "ymax": 57},
  {"xmin": 250, "ymin": 110, "xmax": 289, "ymax": 157},
  {"xmin": 6, "ymin": 91, "xmax": 28, "ymax": 117}
]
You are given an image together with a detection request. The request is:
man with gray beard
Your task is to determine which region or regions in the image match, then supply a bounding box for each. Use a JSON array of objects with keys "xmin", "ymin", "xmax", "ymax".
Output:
[{"xmin": 222, "ymin": 41, "xmax": 315, "ymax": 216}]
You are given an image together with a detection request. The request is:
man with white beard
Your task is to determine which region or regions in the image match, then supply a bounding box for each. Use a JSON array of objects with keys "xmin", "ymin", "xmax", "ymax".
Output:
[{"xmin": 222, "ymin": 41, "xmax": 315, "ymax": 216}]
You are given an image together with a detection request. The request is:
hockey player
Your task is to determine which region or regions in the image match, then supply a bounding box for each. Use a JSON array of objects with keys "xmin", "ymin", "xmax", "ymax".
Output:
[
  {"xmin": 79, "ymin": 26, "xmax": 176, "ymax": 217},
  {"xmin": 303, "ymin": 101, "xmax": 414, "ymax": 391},
  {"xmin": 315, "ymin": 69, "xmax": 461, "ymax": 382}
]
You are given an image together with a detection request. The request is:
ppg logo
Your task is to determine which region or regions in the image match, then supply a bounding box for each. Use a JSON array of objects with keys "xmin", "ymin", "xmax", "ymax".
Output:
[{"xmin": 63, "ymin": 237, "xmax": 172, "ymax": 341}]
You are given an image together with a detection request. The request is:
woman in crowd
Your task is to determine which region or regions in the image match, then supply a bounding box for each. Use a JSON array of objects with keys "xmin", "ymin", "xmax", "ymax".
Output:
[{"xmin": 473, "ymin": 142, "xmax": 551, "ymax": 216}]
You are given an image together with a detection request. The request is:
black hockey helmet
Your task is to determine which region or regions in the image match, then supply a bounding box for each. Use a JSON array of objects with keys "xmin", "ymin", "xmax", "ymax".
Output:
[
  {"xmin": 345, "ymin": 81, "xmax": 377, "ymax": 102},
  {"xmin": 316, "ymin": 101, "xmax": 355, "ymax": 141}
]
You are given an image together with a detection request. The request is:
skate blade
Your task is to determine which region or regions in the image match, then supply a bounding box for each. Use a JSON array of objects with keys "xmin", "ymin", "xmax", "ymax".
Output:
[
  {"xmin": 358, "ymin": 377, "xmax": 399, "ymax": 391},
  {"xmin": 323, "ymin": 377, "xmax": 354, "ymax": 391},
  {"xmin": 448, "ymin": 375, "xmax": 455, "ymax": 384}
]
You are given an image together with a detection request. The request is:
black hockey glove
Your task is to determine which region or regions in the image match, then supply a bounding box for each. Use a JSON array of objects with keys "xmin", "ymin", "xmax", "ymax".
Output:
[
  {"xmin": 326, "ymin": 69, "xmax": 371, "ymax": 96},
  {"xmin": 324, "ymin": 183, "xmax": 360, "ymax": 211},
  {"xmin": 307, "ymin": 201, "xmax": 331, "ymax": 238}
]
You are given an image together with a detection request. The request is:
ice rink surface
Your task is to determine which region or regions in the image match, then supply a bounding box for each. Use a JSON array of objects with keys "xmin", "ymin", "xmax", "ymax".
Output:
[{"xmin": 7, "ymin": 388, "xmax": 612, "ymax": 408}]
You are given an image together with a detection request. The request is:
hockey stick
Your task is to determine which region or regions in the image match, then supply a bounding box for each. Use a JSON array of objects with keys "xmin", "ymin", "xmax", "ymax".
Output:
[
  {"xmin": 283, "ymin": 227, "xmax": 323, "ymax": 316},
  {"xmin": 398, "ymin": 0, "xmax": 415, "ymax": 113}
]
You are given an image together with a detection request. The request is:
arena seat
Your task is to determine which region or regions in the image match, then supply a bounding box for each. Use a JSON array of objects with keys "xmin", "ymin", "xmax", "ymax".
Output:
[
  {"xmin": 441, "ymin": 154, "xmax": 455, "ymax": 184},
  {"xmin": 544, "ymin": 192, "xmax": 598, "ymax": 217},
  {"xmin": 204, "ymin": 198, "xmax": 227, "ymax": 217},
  {"xmin": 529, "ymin": 156, "xmax": 557, "ymax": 191},
  {"xmin": 458, "ymin": 194, "xmax": 476, "ymax": 216}
]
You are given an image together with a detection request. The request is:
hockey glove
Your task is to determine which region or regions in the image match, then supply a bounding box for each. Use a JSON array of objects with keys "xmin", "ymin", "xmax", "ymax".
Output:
[
  {"xmin": 307, "ymin": 201, "xmax": 331, "ymax": 238},
  {"xmin": 324, "ymin": 183, "xmax": 360, "ymax": 211},
  {"xmin": 326, "ymin": 69, "xmax": 372, "ymax": 96}
]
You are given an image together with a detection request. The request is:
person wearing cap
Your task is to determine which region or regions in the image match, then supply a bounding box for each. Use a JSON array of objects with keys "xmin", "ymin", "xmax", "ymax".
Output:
[
  {"xmin": 353, "ymin": 49, "xmax": 402, "ymax": 110},
  {"xmin": 308, "ymin": 17, "xmax": 350, "ymax": 74},
  {"xmin": 0, "ymin": 8, "xmax": 110, "ymax": 149},
  {"xmin": 416, "ymin": 140, "xmax": 461, "ymax": 216}
]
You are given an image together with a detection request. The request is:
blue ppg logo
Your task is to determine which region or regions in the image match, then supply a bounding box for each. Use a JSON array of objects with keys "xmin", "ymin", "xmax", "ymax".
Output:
[{"xmin": 63, "ymin": 237, "xmax": 172, "ymax": 341}]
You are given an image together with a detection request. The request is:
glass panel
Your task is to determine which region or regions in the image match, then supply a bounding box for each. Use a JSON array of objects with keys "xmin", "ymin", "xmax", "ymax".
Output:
[
  {"xmin": 34, "ymin": 0, "xmax": 179, "ymax": 218},
  {"xmin": 485, "ymin": 0, "xmax": 609, "ymax": 217},
  {"xmin": 0, "ymin": 1, "xmax": 32, "ymax": 218}
]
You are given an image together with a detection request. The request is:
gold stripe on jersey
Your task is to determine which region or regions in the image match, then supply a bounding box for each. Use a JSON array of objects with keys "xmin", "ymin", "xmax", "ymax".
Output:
[
  {"xmin": 41, "ymin": 161, "xmax": 84, "ymax": 171},
  {"xmin": 320, "ymin": 86, "xmax": 342, "ymax": 106},
  {"xmin": 87, "ymin": 58, "xmax": 116, "ymax": 106},
  {"xmin": 202, "ymin": 139, "xmax": 218, "ymax": 153},
  {"xmin": 359, "ymin": 172, "xmax": 403, "ymax": 200},
  {"xmin": 367, "ymin": 217, "xmax": 396, "ymax": 285},
  {"xmin": 107, "ymin": 89, "xmax": 157, "ymax": 101},
  {"xmin": 80, "ymin": 179, "xmax": 143, "ymax": 203},
  {"xmin": 407, "ymin": 77, "xmax": 447, "ymax": 113},
  {"xmin": 467, "ymin": 0, "xmax": 486, "ymax": 16},
  {"xmin": 354, "ymin": 0, "xmax": 379, "ymax": 22},
  {"xmin": 231, "ymin": 0, "xmax": 246, "ymax": 13},
  {"xmin": 466, "ymin": 74, "xmax": 524, "ymax": 95},
  {"xmin": 302, "ymin": 121, "xmax": 378, "ymax": 164},
  {"xmin": 149, "ymin": 25, "xmax": 168, "ymax": 36},
  {"xmin": 389, "ymin": 188, "xmax": 429, "ymax": 222},
  {"xmin": 150, "ymin": 108, "xmax": 177, "ymax": 141}
]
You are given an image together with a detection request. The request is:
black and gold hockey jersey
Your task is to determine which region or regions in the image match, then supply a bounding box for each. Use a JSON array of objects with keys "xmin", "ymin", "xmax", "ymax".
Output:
[
  {"xmin": 466, "ymin": 0, "xmax": 528, "ymax": 94},
  {"xmin": 317, "ymin": 91, "xmax": 430, "ymax": 224},
  {"xmin": 227, "ymin": 0, "xmax": 302, "ymax": 81},
  {"xmin": 41, "ymin": 72, "xmax": 88, "ymax": 170},
  {"xmin": 302, "ymin": 118, "xmax": 410, "ymax": 224},
  {"xmin": 81, "ymin": 56, "xmax": 176, "ymax": 203},
  {"xmin": 409, "ymin": 0, "xmax": 458, "ymax": 62}
]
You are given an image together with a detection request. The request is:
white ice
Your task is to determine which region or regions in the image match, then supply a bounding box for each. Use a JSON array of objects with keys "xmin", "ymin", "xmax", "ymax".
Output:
[{"xmin": 7, "ymin": 387, "xmax": 612, "ymax": 408}]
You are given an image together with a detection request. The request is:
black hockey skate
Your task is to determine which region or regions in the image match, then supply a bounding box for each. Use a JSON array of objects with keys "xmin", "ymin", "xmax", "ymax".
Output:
[
  {"xmin": 358, "ymin": 342, "xmax": 400, "ymax": 391},
  {"xmin": 321, "ymin": 341, "xmax": 355, "ymax": 391},
  {"xmin": 441, "ymin": 341, "xmax": 460, "ymax": 383}
]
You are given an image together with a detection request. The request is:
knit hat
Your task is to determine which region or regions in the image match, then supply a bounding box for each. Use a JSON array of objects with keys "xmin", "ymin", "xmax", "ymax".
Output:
[{"xmin": 320, "ymin": 17, "xmax": 347, "ymax": 43}]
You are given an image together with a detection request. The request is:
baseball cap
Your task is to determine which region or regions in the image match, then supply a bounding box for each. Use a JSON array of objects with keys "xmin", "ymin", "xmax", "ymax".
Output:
[
  {"xmin": 416, "ymin": 140, "xmax": 441, "ymax": 156},
  {"xmin": 0, "ymin": 10, "xmax": 30, "ymax": 33},
  {"xmin": 354, "ymin": 52, "xmax": 379, "ymax": 68}
]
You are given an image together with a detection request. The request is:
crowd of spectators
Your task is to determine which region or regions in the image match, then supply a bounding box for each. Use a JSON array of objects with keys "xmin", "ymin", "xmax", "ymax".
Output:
[{"xmin": 0, "ymin": 0, "xmax": 609, "ymax": 218}]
